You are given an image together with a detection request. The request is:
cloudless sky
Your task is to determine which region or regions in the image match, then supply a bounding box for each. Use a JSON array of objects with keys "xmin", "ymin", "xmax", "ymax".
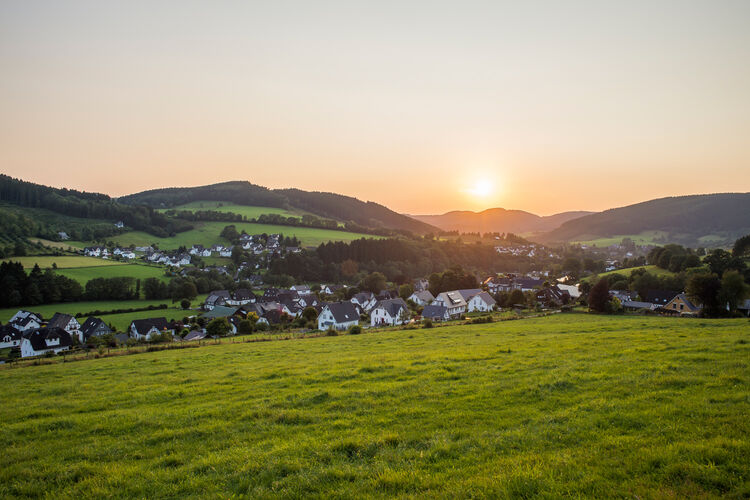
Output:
[{"xmin": 1, "ymin": 1, "xmax": 749, "ymax": 215}]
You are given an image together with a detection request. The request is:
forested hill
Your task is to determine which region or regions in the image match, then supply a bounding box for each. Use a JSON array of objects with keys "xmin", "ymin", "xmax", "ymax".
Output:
[
  {"xmin": 120, "ymin": 182, "xmax": 437, "ymax": 234},
  {"xmin": 537, "ymin": 193, "xmax": 750, "ymax": 246},
  {"xmin": 0, "ymin": 174, "xmax": 190, "ymax": 238}
]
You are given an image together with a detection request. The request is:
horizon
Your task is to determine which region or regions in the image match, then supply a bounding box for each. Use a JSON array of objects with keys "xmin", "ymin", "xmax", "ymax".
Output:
[{"xmin": 2, "ymin": 1, "xmax": 750, "ymax": 214}]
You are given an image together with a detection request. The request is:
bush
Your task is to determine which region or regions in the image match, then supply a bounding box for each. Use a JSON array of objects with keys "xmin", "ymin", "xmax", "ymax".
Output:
[
  {"xmin": 469, "ymin": 315, "xmax": 493, "ymax": 324},
  {"xmin": 255, "ymin": 321, "xmax": 269, "ymax": 332},
  {"xmin": 348, "ymin": 325, "xmax": 362, "ymax": 335},
  {"xmin": 326, "ymin": 327, "xmax": 338, "ymax": 336},
  {"xmin": 422, "ymin": 318, "xmax": 433, "ymax": 328},
  {"xmin": 180, "ymin": 299, "xmax": 190, "ymax": 309}
]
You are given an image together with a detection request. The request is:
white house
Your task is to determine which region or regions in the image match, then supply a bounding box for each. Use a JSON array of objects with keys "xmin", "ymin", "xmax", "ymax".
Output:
[
  {"xmin": 370, "ymin": 298, "xmax": 411, "ymax": 327},
  {"xmin": 46, "ymin": 313, "xmax": 82, "ymax": 342},
  {"xmin": 219, "ymin": 246, "xmax": 234, "ymax": 258},
  {"xmin": 20, "ymin": 327, "xmax": 72, "ymax": 358},
  {"xmin": 351, "ymin": 292, "xmax": 377, "ymax": 312},
  {"xmin": 408, "ymin": 290, "xmax": 434, "ymax": 306},
  {"xmin": 9, "ymin": 310, "xmax": 43, "ymax": 332},
  {"xmin": 467, "ymin": 291, "xmax": 497, "ymax": 312},
  {"xmin": 433, "ymin": 289, "xmax": 481, "ymax": 318},
  {"xmin": 0, "ymin": 324, "xmax": 22, "ymax": 349},
  {"xmin": 129, "ymin": 318, "xmax": 174, "ymax": 341},
  {"xmin": 317, "ymin": 302, "xmax": 359, "ymax": 331}
]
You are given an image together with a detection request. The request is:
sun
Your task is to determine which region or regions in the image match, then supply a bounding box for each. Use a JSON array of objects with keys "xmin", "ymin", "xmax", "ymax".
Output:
[{"xmin": 468, "ymin": 178, "xmax": 493, "ymax": 198}]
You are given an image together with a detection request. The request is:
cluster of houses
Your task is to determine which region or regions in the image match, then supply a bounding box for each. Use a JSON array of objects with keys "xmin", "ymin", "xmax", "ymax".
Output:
[
  {"xmin": 494, "ymin": 243, "xmax": 559, "ymax": 259},
  {"xmin": 83, "ymin": 246, "xmax": 136, "ymax": 259},
  {"xmin": 611, "ymin": 289, "xmax": 705, "ymax": 316},
  {"xmin": 0, "ymin": 311, "xmax": 112, "ymax": 358}
]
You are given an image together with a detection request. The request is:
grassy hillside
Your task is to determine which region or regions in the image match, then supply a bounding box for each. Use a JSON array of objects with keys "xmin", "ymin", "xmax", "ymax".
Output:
[
  {"xmin": 55, "ymin": 264, "xmax": 168, "ymax": 286},
  {"xmin": 102, "ymin": 221, "xmax": 379, "ymax": 249},
  {"xmin": 1, "ymin": 255, "xmax": 126, "ymax": 269},
  {"xmin": 160, "ymin": 201, "xmax": 304, "ymax": 220},
  {"xmin": 0, "ymin": 314, "xmax": 747, "ymax": 497},
  {"xmin": 539, "ymin": 193, "xmax": 750, "ymax": 247},
  {"xmin": 582, "ymin": 265, "xmax": 677, "ymax": 282}
]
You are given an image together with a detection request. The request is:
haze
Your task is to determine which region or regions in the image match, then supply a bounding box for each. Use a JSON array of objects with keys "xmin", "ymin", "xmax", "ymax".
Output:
[{"xmin": 1, "ymin": 1, "xmax": 749, "ymax": 215}]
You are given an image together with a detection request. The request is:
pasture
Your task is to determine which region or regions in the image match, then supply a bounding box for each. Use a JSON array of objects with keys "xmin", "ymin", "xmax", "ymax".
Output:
[
  {"xmin": 1, "ymin": 255, "xmax": 126, "ymax": 269},
  {"xmin": 161, "ymin": 201, "xmax": 304, "ymax": 220},
  {"xmin": 54, "ymin": 263, "xmax": 169, "ymax": 286},
  {"xmin": 0, "ymin": 314, "xmax": 747, "ymax": 498},
  {"xmin": 104, "ymin": 221, "xmax": 378, "ymax": 249}
]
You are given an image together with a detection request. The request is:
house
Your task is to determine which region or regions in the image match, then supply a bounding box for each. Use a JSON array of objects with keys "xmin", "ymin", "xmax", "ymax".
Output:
[
  {"xmin": 20, "ymin": 327, "xmax": 72, "ymax": 358},
  {"xmin": 9, "ymin": 310, "xmax": 44, "ymax": 332},
  {"xmin": 351, "ymin": 291, "xmax": 377, "ymax": 312},
  {"xmin": 57, "ymin": 231, "xmax": 70, "ymax": 240},
  {"xmin": 413, "ymin": 279, "xmax": 429, "ymax": 292},
  {"xmin": 738, "ymin": 299, "xmax": 750, "ymax": 317},
  {"xmin": 219, "ymin": 246, "xmax": 234, "ymax": 258},
  {"xmin": 317, "ymin": 302, "xmax": 360, "ymax": 331},
  {"xmin": 46, "ymin": 313, "xmax": 82, "ymax": 342},
  {"xmin": 204, "ymin": 290, "xmax": 231, "ymax": 310},
  {"xmin": 129, "ymin": 318, "xmax": 174, "ymax": 341},
  {"xmin": 433, "ymin": 289, "xmax": 481, "ymax": 318},
  {"xmin": 513, "ymin": 277, "xmax": 543, "ymax": 291},
  {"xmin": 663, "ymin": 293, "xmax": 702, "ymax": 316},
  {"xmin": 291, "ymin": 284, "xmax": 311, "ymax": 294},
  {"xmin": 408, "ymin": 290, "xmax": 434, "ymax": 306},
  {"xmin": 114, "ymin": 221, "xmax": 125, "ymax": 228},
  {"xmin": 610, "ymin": 290, "xmax": 636, "ymax": 303},
  {"xmin": 190, "ymin": 245, "xmax": 212, "ymax": 257},
  {"xmin": 322, "ymin": 284, "xmax": 345, "ymax": 295},
  {"xmin": 297, "ymin": 294, "xmax": 319, "ymax": 308},
  {"xmin": 535, "ymin": 286, "xmax": 571, "ymax": 307},
  {"xmin": 484, "ymin": 276, "xmax": 512, "ymax": 294},
  {"xmin": 370, "ymin": 298, "xmax": 410, "ymax": 327},
  {"xmin": 421, "ymin": 304, "xmax": 449, "ymax": 322},
  {"xmin": 467, "ymin": 291, "xmax": 497, "ymax": 312},
  {"xmin": 0, "ymin": 324, "xmax": 22, "ymax": 349},
  {"xmin": 556, "ymin": 284, "xmax": 581, "ymax": 299},
  {"xmin": 226, "ymin": 288, "xmax": 255, "ymax": 306},
  {"xmin": 643, "ymin": 290, "xmax": 679, "ymax": 306},
  {"xmin": 80, "ymin": 317, "xmax": 112, "ymax": 342},
  {"xmin": 621, "ymin": 300, "xmax": 658, "ymax": 312}
]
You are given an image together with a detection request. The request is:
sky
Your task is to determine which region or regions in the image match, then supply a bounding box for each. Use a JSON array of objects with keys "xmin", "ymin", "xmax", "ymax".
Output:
[{"xmin": 1, "ymin": 1, "xmax": 749, "ymax": 216}]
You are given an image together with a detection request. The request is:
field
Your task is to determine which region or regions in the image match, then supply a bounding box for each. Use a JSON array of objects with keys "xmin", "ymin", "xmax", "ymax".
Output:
[
  {"xmin": 584, "ymin": 265, "xmax": 677, "ymax": 282},
  {"xmin": 55, "ymin": 264, "xmax": 169, "ymax": 286},
  {"xmin": 574, "ymin": 231, "xmax": 670, "ymax": 247},
  {"xmin": 100, "ymin": 221, "xmax": 378, "ymax": 249},
  {"xmin": 1, "ymin": 255, "xmax": 127, "ymax": 269},
  {"xmin": 160, "ymin": 201, "xmax": 304, "ymax": 220},
  {"xmin": 1, "ymin": 314, "xmax": 747, "ymax": 498}
]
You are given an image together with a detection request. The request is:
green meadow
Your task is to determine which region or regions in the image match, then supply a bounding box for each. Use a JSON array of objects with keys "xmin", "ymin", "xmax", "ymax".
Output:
[
  {"xmin": 161, "ymin": 201, "xmax": 304, "ymax": 220},
  {"xmin": 1, "ymin": 255, "xmax": 127, "ymax": 269},
  {"xmin": 54, "ymin": 263, "xmax": 169, "ymax": 286},
  {"xmin": 1, "ymin": 314, "xmax": 747, "ymax": 498},
  {"xmin": 574, "ymin": 231, "xmax": 670, "ymax": 247},
  {"xmin": 104, "ymin": 221, "xmax": 378, "ymax": 249},
  {"xmin": 584, "ymin": 264, "xmax": 678, "ymax": 282}
]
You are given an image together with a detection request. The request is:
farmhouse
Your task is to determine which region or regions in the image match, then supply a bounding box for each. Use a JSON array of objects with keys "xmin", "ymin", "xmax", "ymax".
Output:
[
  {"xmin": 204, "ymin": 290, "xmax": 231, "ymax": 310},
  {"xmin": 317, "ymin": 302, "xmax": 359, "ymax": 331},
  {"xmin": 80, "ymin": 317, "xmax": 112, "ymax": 342},
  {"xmin": 129, "ymin": 318, "xmax": 174, "ymax": 341},
  {"xmin": 20, "ymin": 327, "xmax": 72, "ymax": 358},
  {"xmin": 467, "ymin": 291, "xmax": 497, "ymax": 312},
  {"xmin": 0, "ymin": 324, "xmax": 22, "ymax": 349},
  {"xmin": 46, "ymin": 313, "xmax": 82, "ymax": 342},
  {"xmin": 408, "ymin": 290, "xmax": 434, "ymax": 306},
  {"xmin": 535, "ymin": 286, "xmax": 571, "ymax": 307},
  {"xmin": 9, "ymin": 310, "xmax": 43, "ymax": 332},
  {"xmin": 644, "ymin": 289, "xmax": 679, "ymax": 307},
  {"xmin": 433, "ymin": 289, "xmax": 481, "ymax": 318},
  {"xmin": 370, "ymin": 298, "xmax": 410, "ymax": 327},
  {"xmin": 351, "ymin": 291, "xmax": 377, "ymax": 312},
  {"xmin": 663, "ymin": 293, "xmax": 702, "ymax": 316}
]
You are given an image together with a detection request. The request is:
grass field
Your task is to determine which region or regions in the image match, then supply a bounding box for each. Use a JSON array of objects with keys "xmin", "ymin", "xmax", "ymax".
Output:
[
  {"xmin": 575, "ymin": 231, "xmax": 670, "ymax": 247},
  {"xmin": 55, "ymin": 264, "xmax": 169, "ymax": 286},
  {"xmin": 0, "ymin": 295, "xmax": 206, "ymax": 327},
  {"xmin": 161, "ymin": 202, "xmax": 304, "ymax": 220},
  {"xmin": 98, "ymin": 221, "xmax": 378, "ymax": 249},
  {"xmin": 1, "ymin": 255, "xmax": 127, "ymax": 269},
  {"xmin": 584, "ymin": 265, "xmax": 678, "ymax": 282},
  {"xmin": 0, "ymin": 314, "xmax": 747, "ymax": 498}
]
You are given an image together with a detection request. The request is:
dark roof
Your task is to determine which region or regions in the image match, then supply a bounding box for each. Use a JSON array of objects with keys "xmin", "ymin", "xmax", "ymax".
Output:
[
  {"xmin": 80, "ymin": 317, "xmax": 112, "ymax": 338},
  {"xmin": 457, "ymin": 289, "xmax": 483, "ymax": 300},
  {"xmin": 325, "ymin": 302, "xmax": 359, "ymax": 323},
  {"xmin": 201, "ymin": 306, "xmax": 237, "ymax": 319},
  {"xmin": 233, "ymin": 288, "xmax": 254, "ymax": 300},
  {"xmin": 0, "ymin": 324, "xmax": 22, "ymax": 342},
  {"xmin": 130, "ymin": 317, "xmax": 170, "ymax": 335},
  {"xmin": 411, "ymin": 290, "xmax": 434, "ymax": 302},
  {"xmin": 422, "ymin": 304, "xmax": 448, "ymax": 319},
  {"xmin": 668, "ymin": 293, "xmax": 701, "ymax": 312},
  {"xmin": 25, "ymin": 327, "xmax": 72, "ymax": 352},
  {"xmin": 47, "ymin": 313, "xmax": 77, "ymax": 330},
  {"xmin": 514, "ymin": 278, "xmax": 543, "ymax": 288},
  {"xmin": 644, "ymin": 290, "xmax": 679, "ymax": 304},
  {"xmin": 209, "ymin": 290, "xmax": 231, "ymax": 299},
  {"xmin": 12, "ymin": 315, "xmax": 42, "ymax": 328},
  {"xmin": 373, "ymin": 298, "xmax": 409, "ymax": 317},
  {"xmin": 352, "ymin": 292, "xmax": 374, "ymax": 303},
  {"xmin": 184, "ymin": 330, "xmax": 206, "ymax": 341},
  {"xmin": 471, "ymin": 291, "xmax": 496, "ymax": 305}
]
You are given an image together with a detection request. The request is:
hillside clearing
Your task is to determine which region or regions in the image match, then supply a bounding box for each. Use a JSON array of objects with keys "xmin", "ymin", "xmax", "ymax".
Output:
[
  {"xmin": 1, "ymin": 256, "xmax": 128, "ymax": 269},
  {"xmin": 0, "ymin": 314, "xmax": 747, "ymax": 498},
  {"xmin": 159, "ymin": 201, "xmax": 305, "ymax": 220}
]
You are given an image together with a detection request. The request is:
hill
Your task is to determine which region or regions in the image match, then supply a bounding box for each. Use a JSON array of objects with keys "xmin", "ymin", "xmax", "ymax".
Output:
[
  {"xmin": 0, "ymin": 314, "xmax": 746, "ymax": 497},
  {"xmin": 538, "ymin": 193, "xmax": 750, "ymax": 247},
  {"xmin": 411, "ymin": 208, "xmax": 592, "ymax": 234},
  {"xmin": 119, "ymin": 182, "xmax": 437, "ymax": 235}
]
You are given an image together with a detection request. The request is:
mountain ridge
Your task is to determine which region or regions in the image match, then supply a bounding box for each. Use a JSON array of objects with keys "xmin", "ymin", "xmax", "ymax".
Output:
[{"xmin": 410, "ymin": 208, "xmax": 594, "ymax": 235}]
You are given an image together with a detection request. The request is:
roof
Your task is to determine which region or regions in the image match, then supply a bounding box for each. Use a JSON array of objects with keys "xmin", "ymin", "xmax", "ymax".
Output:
[
  {"xmin": 422, "ymin": 304, "xmax": 448, "ymax": 319},
  {"xmin": 25, "ymin": 327, "xmax": 72, "ymax": 352},
  {"xmin": 0, "ymin": 324, "xmax": 22, "ymax": 341},
  {"xmin": 130, "ymin": 317, "xmax": 170, "ymax": 335},
  {"xmin": 644, "ymin": 290, "xmax": 679, "ymax": 304},
  {"xmin": 80, "ymin": 317, "xmax": 111, "ymax": 337},
  {"xmin": 373, "ymin": 298, "xmax": 409, "ymax": 317},
  {"xmin": 208, "ymin": 290, "xmax": 231, "ymax": 299},
  {"xmin": 668, "ymin": 293, "xmax": 701, "ymax": 312},
  {"xmin": 438, "ymin": 291, "xmax": 467, "ymax": 307},
  {"xmin": 233, "ymin": 288, "xmax": 254, "ymax": 300},
  {"xmin": 411, "ymin": 290, "xmax": 434, "ymax": 302},
  {"xmin": 325, "ymin": 302, "xmax": 360, "ymax": 323},
  {"xmin": 47, "ymin": 313, "xmax": 77, "ymax": 330},
  {"xmin": 471, "ymin": 291, "xmax": 496, "ymax": 305},
  {"xmin": 621, "ymin": 300, "xmax": 656, "ymax": 310},
  {"xmin": 201, "ymin": 306, "xmax": 237, "ymax": 319},
  {"xmin": 184, "ymin": 330, "xmax": 206, "ymax": 341},
  {"xmin": 352, "ymin": 291, "xmax": 375, "ymax": 303}
]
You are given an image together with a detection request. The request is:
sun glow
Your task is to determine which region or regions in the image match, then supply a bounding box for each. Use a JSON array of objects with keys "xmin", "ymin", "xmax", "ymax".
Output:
[{"xmin": 467, "ymin": 178, "xmax": 494, "ymax": 198}]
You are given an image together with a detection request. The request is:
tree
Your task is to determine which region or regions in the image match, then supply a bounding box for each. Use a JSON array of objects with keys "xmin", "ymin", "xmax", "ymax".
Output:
[
  {"xmin": 302, "ymin": 307, "xmax": 318, "ymax": 322},
  {"xmin": 686, "ymin": 272, "xmax": 722, "ymax": 317},
  {"xmin": 361, "ymin": 272, "xmax": 387, "ymax": 294},
  {"xmin": 238, "ymin": 319, "xmax": 253, "ymax": 334},
  {"xmin": 340, "ymin": 259, "xmax": 358, "ymax": 278},
  {"xmin": 398, "ymin": 283, "xmax": 414, "ymax": 300},
  {"xmin": 704, "ymin": 249, "xmax": 745, "ymax": 276},
  {"xmin": 720, "ymin": 270, "xmax": 748, "ymax": 314},
  {"xmin": 206, "ymin": 317, "xmax": 231, "ymax": 337},
  {"xmin": 508, "ymin": 289, "xmax": 526, "ymax": 307},
  {"xmin": 180, "ymin": 299, "xmax": 191, "ymax": 309},
  {"xmin": 588, "ymin": 278, "xmax": 610, "ymax": 313},
  {"xmin": 733, "ymin": 234, "xmax": 750, "ymax": 258}
]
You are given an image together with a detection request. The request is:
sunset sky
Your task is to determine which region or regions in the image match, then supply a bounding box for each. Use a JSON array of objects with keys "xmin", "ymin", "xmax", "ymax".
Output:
[{"xmin": 1, "ymin": 1, "xmax": 749, "ymax": 215}]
